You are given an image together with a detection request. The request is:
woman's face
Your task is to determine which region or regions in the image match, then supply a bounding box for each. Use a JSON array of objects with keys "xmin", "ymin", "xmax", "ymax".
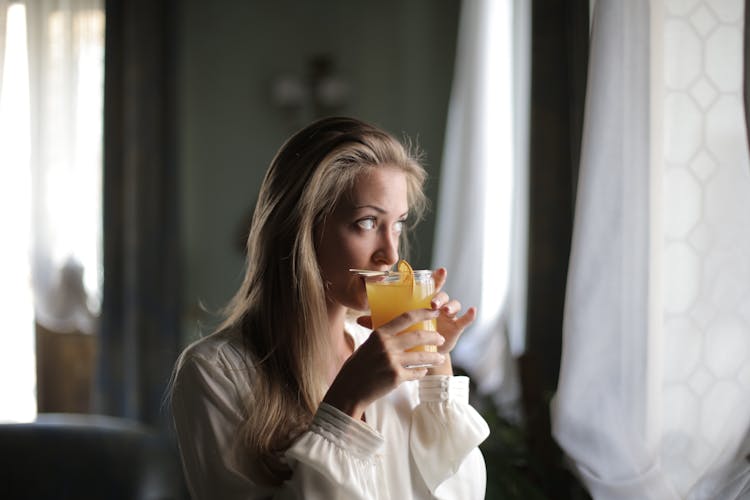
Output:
[{"xmin": 316, "ymin": 166, "xmax": 409, "ymax": 311}]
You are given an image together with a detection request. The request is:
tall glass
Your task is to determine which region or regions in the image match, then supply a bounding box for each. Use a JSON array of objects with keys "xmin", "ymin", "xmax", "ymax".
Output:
[{"xmin": 364, "ymin": 270, "xmax": 437, "ymax": 353}]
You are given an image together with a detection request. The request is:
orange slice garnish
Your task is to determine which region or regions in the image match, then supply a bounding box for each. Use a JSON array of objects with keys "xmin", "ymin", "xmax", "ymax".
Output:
[{"xmin": 397, "ymin": 259, "xmax": 414, "ymax": 293}]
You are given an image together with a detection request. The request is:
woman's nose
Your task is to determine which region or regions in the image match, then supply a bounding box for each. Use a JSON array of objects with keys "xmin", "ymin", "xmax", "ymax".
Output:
[{"xmin": 374, "ymin": 227, "xmax": 399, "ymax": 266}]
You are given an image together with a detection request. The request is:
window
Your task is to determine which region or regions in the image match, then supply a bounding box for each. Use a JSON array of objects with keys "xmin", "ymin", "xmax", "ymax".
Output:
[
  {"xmin": 0, "ymin": 1, "xmax": 104, "ymax": 422},
  {"xmin": 0, "ymin": 3, "xmax": 34, "ymax": 422},
  {"xmin": 431, "ymin": 0, "xmax": 528, "ymax": 416}
]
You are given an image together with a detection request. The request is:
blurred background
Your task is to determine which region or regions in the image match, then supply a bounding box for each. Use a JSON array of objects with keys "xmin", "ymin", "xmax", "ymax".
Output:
[
  {"xmin": 0, "ymin": 0, "xmax": 592, "ymax": 498},
  {"xmin": 177, "ymin": 0, "xmax": 460, "ymax": 332}
]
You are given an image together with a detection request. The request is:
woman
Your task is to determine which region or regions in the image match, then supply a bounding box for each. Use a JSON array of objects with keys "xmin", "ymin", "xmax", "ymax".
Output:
[{"xmin": 171, "ymin": 117, "xmax": 489, "ymax": 499}]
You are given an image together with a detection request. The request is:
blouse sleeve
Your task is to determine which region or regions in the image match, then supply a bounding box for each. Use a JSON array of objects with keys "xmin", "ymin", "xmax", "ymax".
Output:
[
  {"xmin": 410, "ymin": 375, "xmax": 491, "ymax": 498},
  {"xmin": 285, "ymin": 403, "xmax": 385, "ymax": 499},
  {"xmin": 171, "ymin": 353, "xmax": 386, "ymax": 500}
]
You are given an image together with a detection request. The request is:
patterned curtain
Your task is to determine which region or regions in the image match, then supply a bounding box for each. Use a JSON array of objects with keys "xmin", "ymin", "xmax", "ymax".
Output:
[{"xmin": 552, "ymin": 0, "xmax": 750, "ymax": 497}]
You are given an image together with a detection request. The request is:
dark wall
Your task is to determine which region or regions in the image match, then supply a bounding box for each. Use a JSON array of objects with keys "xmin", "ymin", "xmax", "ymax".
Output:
[{"xmin": 177, "ymin": 0, "xmax": 461, "ymax": 340}]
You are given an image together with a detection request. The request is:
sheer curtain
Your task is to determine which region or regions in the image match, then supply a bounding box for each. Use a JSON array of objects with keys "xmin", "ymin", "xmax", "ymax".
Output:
[
  {"xmin": 0, "ymin": 1, "xmax": 7, "ymax": 85},
  {"xmin": 432, "ymin": 0, "xmax": 529, "ymax": 416},
  {"xmin": 0, "ymin": 1, "xmax": 34, "ymax": 422},
  {"xmin": 552, "ymin": 0, "xmax": 750, "ymax": 498},
  {"xmin": 26, "ymin": 0, "xmax": 104, "ymax": 335},
  {"xmin": 0, "ymin": 0, "xmax": 103, "ymax": 422}
]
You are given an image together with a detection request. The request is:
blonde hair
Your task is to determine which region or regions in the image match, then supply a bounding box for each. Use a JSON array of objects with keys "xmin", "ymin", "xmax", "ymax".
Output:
[{"xmin": 221, "ymin": 117, "xmax": 427, "ymax": 484}]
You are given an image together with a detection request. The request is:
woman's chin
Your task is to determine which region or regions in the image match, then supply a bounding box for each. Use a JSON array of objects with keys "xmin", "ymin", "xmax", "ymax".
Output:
[
  {"xmin": 347, "ymin": 282, "xmax": 369, "ymax": 311},
  {"xmin": 348, "ymin": 297, "xmax": 369, "ymax": 312},
  {"xmin": 332, "ymin": 289, "xmax": 368, "ymax": 312}
]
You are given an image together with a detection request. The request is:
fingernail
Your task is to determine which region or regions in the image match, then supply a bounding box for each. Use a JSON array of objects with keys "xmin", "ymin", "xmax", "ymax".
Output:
[{"xmin": 437, "ymin": 335, "xmax": 445, "ymax": 345}]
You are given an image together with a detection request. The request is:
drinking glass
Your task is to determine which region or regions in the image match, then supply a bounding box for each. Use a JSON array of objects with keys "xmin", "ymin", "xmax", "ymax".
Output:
[{"xmin": 363, "ymin": 270, "xmax": 437, "ymax": 353}]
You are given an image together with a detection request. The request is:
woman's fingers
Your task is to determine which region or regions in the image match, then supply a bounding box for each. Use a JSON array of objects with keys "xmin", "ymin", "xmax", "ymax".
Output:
[
  {"xmin": 430, "ymin": 290, "xmax": 449, "ymax": 310},
  {"xmin": 429, "ymin": 269, "xmax": 462, "ymax": 317},
  {"xmin": 437, "ymin": 306, "xmax": 477, "ymax": 336},
  {"xmin": 356, "ymin": 315, "xmax": 373, "ymax": 329},
  {"xmin": 433, "ymin": 297, "xmax": 462, "ymax": 316},
  {"xmin": 400, "ymin": 350, "xmax": 446, "ymax": 369},
  {"xmin": 454, "ymin": 306, "xmax": 477, "ymax": 329},
  {"xmin": 401, "ymin": 367, "xmax": 429, "ymax": 380},
  {"xmin": 433, "ymin": 305, "xmax": 478, "ymax": 354},
  {"xmin": 377, "ymin": 309, "xmax": 440, "ymax": 337},
  {"xmin": 390, "ymin": 328, "xmax": 445, "ymax": 352},
  {"xmin": 432, "ymin": 267, "xmax": 447, "ymax": 294}
]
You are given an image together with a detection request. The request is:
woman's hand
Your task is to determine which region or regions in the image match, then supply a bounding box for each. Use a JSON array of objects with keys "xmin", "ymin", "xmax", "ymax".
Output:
[
  {"xmin": 427, "ymin": 267, "xmax": 477, "ymax": 375},
  {"xmin": 430, "ymin": 267, "xmax": 477, "ymax": 353},
  {"xmin": 322, "ymin": 309, "xmax": 446, "ymax": 420}
]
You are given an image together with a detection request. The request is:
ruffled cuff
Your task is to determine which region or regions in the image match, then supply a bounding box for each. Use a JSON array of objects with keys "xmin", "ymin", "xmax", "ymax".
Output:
[
  {"xmin": 410, "ymin": 376, "xmax": 490, "ymax": 494},
  {"xmin": 285, "ymin": 403, "xmax": 384, "ymax": 496}
]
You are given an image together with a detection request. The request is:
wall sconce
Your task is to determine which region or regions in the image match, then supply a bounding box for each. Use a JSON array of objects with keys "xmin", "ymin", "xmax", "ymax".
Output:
[{"xmin": 271, "ymin": 54, "xmax": 350, "ymax": 128}]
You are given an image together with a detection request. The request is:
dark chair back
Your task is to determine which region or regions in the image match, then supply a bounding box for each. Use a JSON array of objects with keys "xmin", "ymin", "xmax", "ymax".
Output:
[{"xmin": 0, "ymin": 413, "xmax": 186, "ymax": 500}]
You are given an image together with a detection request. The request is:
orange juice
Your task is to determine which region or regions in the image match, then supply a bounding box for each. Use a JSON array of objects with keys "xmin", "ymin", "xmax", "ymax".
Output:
[{"xmin": 365, "ymin": 270, "xmax": 437, "ymax": 353}]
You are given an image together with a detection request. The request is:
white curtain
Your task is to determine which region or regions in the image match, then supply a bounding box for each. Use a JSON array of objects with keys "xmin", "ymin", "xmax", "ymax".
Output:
[
  {"xmin": 432, "ymin": 0, "xmax": 529, "ymax": 417},
  {"xmin": 0, "ymin": 1, "xmax": 35, "ymax": 422},
  {"xmin": 0, "ymin": 0, "xmax": 8, "ymax": 88},
  {"xmin": 552, "ymin": 0, "xmax": 750, "ymax": 498},
  {"xmin": 25, "ymin": 0, "xmax": 104, "ymax": 335},
  {"xmin": 0, "ymin": 0, "xmax": 103, "ymax": 422}
]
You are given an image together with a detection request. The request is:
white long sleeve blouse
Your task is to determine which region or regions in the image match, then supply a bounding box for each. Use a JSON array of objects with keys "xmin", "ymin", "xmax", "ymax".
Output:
[{"xmin": 171, "ymin": 320, "xmax": 490, "ymax": 499}]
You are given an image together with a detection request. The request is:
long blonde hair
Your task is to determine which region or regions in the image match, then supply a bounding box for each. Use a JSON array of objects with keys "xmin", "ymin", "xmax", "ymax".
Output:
[{"xmin": 221, "ymin": 117, "xmax": 427, "ymax": 484}]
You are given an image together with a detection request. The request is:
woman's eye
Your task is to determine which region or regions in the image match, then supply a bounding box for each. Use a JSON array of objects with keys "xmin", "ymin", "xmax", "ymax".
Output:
[{"xmin": 357, "ymin": 218, "xmax": 376, "ymax": 230}]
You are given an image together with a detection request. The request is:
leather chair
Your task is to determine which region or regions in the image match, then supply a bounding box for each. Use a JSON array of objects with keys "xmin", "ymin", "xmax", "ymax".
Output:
[{"xmin": 0, "ymin": 413, "xmax": 187, "ymax": 500}]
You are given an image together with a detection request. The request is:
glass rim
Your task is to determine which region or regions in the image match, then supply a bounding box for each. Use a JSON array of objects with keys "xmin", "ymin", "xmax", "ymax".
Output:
[{"xmin": 349, "ymin": 268, "xmax": 433, "ymax": 278}]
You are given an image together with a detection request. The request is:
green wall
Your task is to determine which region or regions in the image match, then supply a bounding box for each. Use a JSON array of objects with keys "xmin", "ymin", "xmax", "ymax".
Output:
[{"xmin": 178, "ymin": 0, "xmax": 460, "ymax": 339}]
